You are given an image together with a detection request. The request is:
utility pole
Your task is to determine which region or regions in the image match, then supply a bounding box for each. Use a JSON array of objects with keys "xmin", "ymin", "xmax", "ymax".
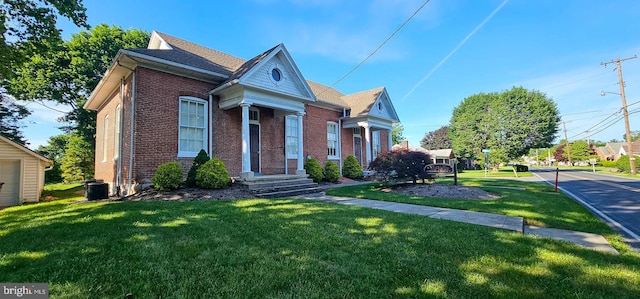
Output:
[
  {"xmin": 601, "ymin": 55, "xmax": 637, "ymax": 175},
  {"xmin": 563, "ymin": 121, "xmax": 572, "ymax": 166}
]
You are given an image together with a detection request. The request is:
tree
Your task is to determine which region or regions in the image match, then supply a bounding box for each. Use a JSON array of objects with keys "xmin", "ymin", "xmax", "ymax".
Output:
[
  {"xmin": 420, "ymin": 125, "xmax": 451, "ymax": 150},
  {"xmin": 0, "ymin": 0, "xmax": 88, "ymax": 80},
  {"xmin": 0, "ymin": 93, "xmax": 30, "ymax": 144},
  {"xmin": 450, "ymin": 87, "xmax": 560, "ymax": 162},
  {"xmin": 563, "ymin": 140, "xmax": 594, "ymax": 162},
  {"xmin": 623, "ymin": 130, "xmax": 640, "ymax": 142},
  {"xmin": 8, "ymin": 24, "xmax": 150, "ymax": 146},
  {"xmin": 61, "ymin": 134, "xmax": 94, "ymax": 182},
  {"xmin": 36, "ymin": 133, "xmax": 70, "ymax": 183},
  {"xmin": 391, "ymin": 123, "xmax": 405, "ymax": 145}
]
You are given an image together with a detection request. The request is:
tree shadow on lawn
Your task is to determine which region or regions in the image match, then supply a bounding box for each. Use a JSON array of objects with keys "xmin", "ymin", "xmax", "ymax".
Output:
[{"xmin": 0, "ymin": 199, "xmax": 639, "ymax": 298}]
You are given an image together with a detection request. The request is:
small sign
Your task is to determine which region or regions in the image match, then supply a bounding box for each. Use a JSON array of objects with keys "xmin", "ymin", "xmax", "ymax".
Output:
[
  {"xmin": 482, "ymin": 149, "xmax": 490, "ymax": 153},
  {"xmin": 0, "ymin": 283, "xmax": 48, "ymax": 298},
  {"xmin": 589, "ymin": 158, "xmax": 597, "ymax": 165}
]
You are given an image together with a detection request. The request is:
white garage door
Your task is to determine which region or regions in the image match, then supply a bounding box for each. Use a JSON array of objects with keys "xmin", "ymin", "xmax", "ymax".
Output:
[{"xmin": 0, "ymin": 160, "xmax": 20, "ymax": 207}]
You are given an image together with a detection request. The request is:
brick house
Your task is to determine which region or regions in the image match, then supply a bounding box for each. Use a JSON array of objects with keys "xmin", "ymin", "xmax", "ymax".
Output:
[{"xmin": 84, "ymin": 32, "xmax": 400, "ymax": 195}]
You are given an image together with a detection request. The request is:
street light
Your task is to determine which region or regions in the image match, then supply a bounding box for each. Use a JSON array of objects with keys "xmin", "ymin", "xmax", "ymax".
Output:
[{"xmin": 601, "ymin": 90, "xmax": 636, "ymax": 175}]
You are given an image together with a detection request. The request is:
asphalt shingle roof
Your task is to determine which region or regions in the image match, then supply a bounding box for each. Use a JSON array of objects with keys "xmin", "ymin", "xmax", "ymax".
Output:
[
  {"xmin": 144, "ymin": 31, "xmax": 384, "ymax": 114},
  {"xmin": 342, "ymin": 87, "xmax": 385, "ymax": 116}
]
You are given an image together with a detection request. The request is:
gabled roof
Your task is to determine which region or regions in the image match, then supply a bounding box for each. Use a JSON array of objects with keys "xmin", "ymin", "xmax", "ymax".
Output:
[
  {"xmin": 87, "ymin": 31, "xmax": 398, "ymax": 121},
  {"xmin": 126, "ymin": 48, "xmax": 234, "ymax": 76},
  {"xmin": 306, "ymin": 80, "xmax": 347, "ymax": 107},
  {"xmin": 151, "ymin": 32, "xmax": 245, "ymax": 73},
  {"xmin": 0, "ymin": 135, "xmax": 53, "ymax": 165},
  {"xmin": 342, "ymin": 87, "xmax": 385, "ymax": 116}
]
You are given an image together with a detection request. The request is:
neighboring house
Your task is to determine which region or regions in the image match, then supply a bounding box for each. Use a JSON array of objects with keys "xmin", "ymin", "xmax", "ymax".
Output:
[
  {"xmin": 84, "ymin": 31, "xmax": 400, "ymax": 195},
  {"xmin": 392, "ymin": 141, "xmax": 456, "ymax": 165},
  {"xmin": 596, "ymin": 140, "xmax": 640, "ymax": 161},
  {"xmin": 0, "ymin": 135, "xmax": 53, "ymax": 207}
]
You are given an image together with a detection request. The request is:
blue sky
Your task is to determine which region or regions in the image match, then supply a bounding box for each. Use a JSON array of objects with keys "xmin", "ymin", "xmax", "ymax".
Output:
[{"xmin": 21, "ymin": 0, "xmax": 640, "ymax": 150}]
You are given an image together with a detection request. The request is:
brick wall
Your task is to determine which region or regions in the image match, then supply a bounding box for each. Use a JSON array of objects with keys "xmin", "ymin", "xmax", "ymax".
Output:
[
  {"xmin": 303, "ymin": 105, "xmax": 342, "ymax": 167},
  {"xmin": 133, "ymin": 67, "xmax": 215, "ymax": 182}
]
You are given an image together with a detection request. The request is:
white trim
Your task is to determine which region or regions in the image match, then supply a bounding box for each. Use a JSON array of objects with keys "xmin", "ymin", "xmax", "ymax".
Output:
[
  {"xmin": 178, "ymin": 96, "xmax": 209, "ymax": 157},
  {"xmin": 241, "ymin": 103, "xmax": 251, "ymax": 174},
  {"xmin": 327, "ymin": 122, "xmax": 339, "ymax": 160}
]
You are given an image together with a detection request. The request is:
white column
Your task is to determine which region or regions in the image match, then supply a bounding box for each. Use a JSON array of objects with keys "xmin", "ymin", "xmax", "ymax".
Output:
[
  {"xmin": 387, "ymin": 129, "xmax": 392, "ymax": 151},
  {"xmin": 364, "ymin": 125, "xmax": 372, "ymax": 168},
  {"xmin": 240, "ymin": 103, "xmax": 252, "ymax": 177},
  {"xmin": 296, "ymin": 111, "xmax": 305, "ymax": 175}
]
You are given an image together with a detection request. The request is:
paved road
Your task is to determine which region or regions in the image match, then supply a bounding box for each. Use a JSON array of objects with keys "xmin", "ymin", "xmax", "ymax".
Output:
[{"xmin": 531, "ymin": 168, "xmax": 640, "ymax": 251}]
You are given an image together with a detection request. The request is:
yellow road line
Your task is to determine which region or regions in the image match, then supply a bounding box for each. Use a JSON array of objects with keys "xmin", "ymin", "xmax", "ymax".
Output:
[{"xmin": 562, "ymin": 172, "xmax": 640, "ymax": 193}]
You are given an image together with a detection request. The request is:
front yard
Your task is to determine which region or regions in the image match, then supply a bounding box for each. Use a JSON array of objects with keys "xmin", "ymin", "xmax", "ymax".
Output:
[{"xmin": 1, "ymin": 183, "xmax": 639, "ymax": 298}]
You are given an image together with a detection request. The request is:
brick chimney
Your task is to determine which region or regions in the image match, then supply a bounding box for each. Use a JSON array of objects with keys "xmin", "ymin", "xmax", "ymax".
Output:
[{"xmin": 401, "ymin": 140, "xmax": 409, "ymax": 150}]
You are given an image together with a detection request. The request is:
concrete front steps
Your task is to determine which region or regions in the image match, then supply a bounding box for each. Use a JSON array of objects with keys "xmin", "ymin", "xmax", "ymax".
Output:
[{"xmin": 241, "ymin": 175, "xmax": 320, "ymax": 198}]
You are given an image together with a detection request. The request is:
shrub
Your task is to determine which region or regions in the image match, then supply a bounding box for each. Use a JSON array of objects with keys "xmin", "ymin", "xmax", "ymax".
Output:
[
  {"xmin": 152, "ymin": 162, "xmax": 183, "ymax": 191},
  {"xmin": 304, "ymin": 158, "xmax": 324, "ymax": 183},
  {"xmin": 616, "ymin": 155, "xmax": 640, "ymax": 173},
  {"xmin": 514, "ymin": 164, "xmax": 529, "ymax": 172},
  {"xmin": 342, "ymin": 155, "xmax": 362, "ymax": 179},
  {"xmin": 600, "ymin": 160, "xmax": 617, "ymax": 168},
  {"xmin": 196, "ymin": 158, "xmax": 230, "ymax": 189},
  {"xmin": 369, "ymin": 150, "xmax": 432, "ymax": 183},
  {"xmin": 324, "ymin": 161, "xmax": 340, "ymax": 182},
  {"xmin": 186, "ymin": 149, "xmax": 210, "ymax": 187}
]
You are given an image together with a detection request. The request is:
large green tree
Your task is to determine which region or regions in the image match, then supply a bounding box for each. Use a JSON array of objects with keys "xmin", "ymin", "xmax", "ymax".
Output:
[
  {"xmin": 0, "ymin": 0, "xmax": 88, "ymax": 80},
  {"xmin": 8, "ymin": 24, "xmax": 150, "ymax": 145},
  {"xmin": 450, "ymin": 87, "xmax": 560, "ymax": 165},
  {"xmin": 420, "ymin": 125, "xmax": 451, "ymax": 150},
  {"xmin": 61, "ymin": 134, "xmax": 93, "ymax": 182},
  {"xmin": 563, "ymin": 140, "xmax": 594, "ymax": 162},
  {"xmin": 36, "ymin": 133, "xmax": 70, "ymax": 183}
]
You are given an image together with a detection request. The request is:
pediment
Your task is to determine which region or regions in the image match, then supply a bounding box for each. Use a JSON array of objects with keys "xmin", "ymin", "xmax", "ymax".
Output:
[{"xmin": 240, "ymin": 45, "xmax": 315, "ymax": 101}]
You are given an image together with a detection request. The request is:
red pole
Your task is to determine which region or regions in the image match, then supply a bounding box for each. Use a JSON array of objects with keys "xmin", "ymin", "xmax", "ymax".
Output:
[{"xmin": 555, "ymin": 167, "xmax": 559, "ymax": 192}]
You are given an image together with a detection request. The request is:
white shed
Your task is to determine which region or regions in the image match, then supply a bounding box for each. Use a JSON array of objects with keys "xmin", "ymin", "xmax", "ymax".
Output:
[{"xmin": 0, "ymin": 135, "xmax": 53, "ymax": 207}]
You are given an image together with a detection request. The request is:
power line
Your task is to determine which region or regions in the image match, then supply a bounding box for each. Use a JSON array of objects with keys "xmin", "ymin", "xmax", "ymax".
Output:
[{"xmin": 319, "ymin": 0, "xmax": 431, "ymax": 95}]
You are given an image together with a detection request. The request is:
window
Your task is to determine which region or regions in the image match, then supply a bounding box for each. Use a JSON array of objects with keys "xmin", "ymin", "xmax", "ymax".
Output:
[
  {"xmin": 179, "ymin": 97, "xmax": 208, "ymax": 157},
  {"xmin": 327, "ymin": 122, "xmax": 338, "ymax": 159},
  {"xmin": 103, "ymin": 115, "xmax": 109, "ymax": 162},
  {"xmin": 249, "ymin": 108, "xmax": 259, "ymax": 122},
  {"xmin": 372, "ymin": 131, "xmax": 381, "ymax": 159},
  {"xmin": 286, "ymin": 115, "xmax": 298, "ymax": 158},
  {"xmin": 114, "ymin": 105, "xmax": 121, "ymax": 159},
  {"xmin": 271, "ymin": 68, "xmax": 282, "ymax": 81},
  {"xmin": 353, "ymin": 127, "xmax": 361, "ymax": 136}
]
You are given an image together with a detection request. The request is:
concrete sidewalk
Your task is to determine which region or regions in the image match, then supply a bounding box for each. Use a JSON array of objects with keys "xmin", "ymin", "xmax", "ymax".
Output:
[{"xmin": 295, "ymin": 192, "xmax": 618, "ymax": 254}]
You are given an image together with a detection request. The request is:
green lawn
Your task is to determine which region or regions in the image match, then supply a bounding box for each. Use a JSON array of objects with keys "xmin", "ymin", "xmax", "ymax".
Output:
[
  {"xmin": 456, "ymin": 168, "xmax": 533, "ymax": 178},
  {"xmin": 326, "ymin": 178, "xmax": 634, "ymax": 254},
  {"xmin": 1, "ymin": 185, "xmax": 640, "ymax": 298}
]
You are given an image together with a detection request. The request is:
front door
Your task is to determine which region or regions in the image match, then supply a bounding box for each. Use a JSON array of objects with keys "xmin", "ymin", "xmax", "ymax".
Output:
[
  {"xmin": 353, "ymin": 136, "xmax": 362, "ymax": 166},
  {"xmin": 250, "ymin": 124, "xmax": 260, "ymax": 173},
  {"xmin": 0, "ymin": 160, "xmax": 20, "ymax": 207}
]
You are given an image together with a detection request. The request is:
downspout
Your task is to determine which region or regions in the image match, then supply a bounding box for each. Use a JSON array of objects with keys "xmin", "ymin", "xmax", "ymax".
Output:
[
  {"xmin": 116, "ymin": 77, "xmax": 124, "ymax": 196},
  {"xmin": 128, "ymin": 70, "xmax": 136, "ymax": 192},
  {"xmin": 338, "ymin": 108, "xmax": 345, "ymax": 176},
  {"xmin": 208, "ymin": 94, "xmax": 213, "ymax": 156},
  {"xmin": 116, "ymin": 60, "xmax": 136, "ymax": 193}
]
